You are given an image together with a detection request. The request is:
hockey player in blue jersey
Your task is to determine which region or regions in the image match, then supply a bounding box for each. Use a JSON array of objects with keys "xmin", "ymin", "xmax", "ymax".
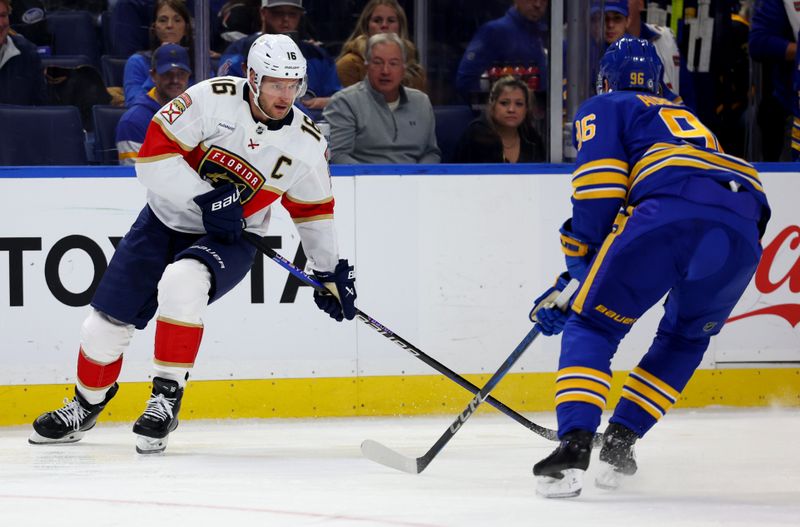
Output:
[{"xmin": 530, "ymin": 38, "xmax": 770, "ymax": 498}]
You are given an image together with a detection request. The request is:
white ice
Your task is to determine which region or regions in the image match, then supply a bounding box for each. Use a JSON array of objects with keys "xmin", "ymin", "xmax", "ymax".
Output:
[{"xmin": 1, "ymin": 408, "xmax": 799, "ymax": 526}]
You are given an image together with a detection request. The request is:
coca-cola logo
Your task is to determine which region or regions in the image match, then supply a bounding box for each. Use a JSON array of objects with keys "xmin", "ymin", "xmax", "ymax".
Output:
[{"xmin": 727, "ymin": 225, "xmax": 800, "ymax": 327}]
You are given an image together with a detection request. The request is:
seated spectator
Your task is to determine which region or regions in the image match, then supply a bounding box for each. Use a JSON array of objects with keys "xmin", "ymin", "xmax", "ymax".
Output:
[
  {"xmin": 117, "ymin": 43, "xmax": 191, "ymax": 164},
  {"xmin": 0, "ymin": 0, "xmax": 46, "ymax": 105},
  {"xmin": 455, "ymin": 0, "xmax": 549, "ymax": 102},
  {"xmin": 123, "ymin": 0, "xmax": 193, "ymax": 104},
  {"xmin": 111, "ymin": 0, "xmax": 227, "ymax": 59},
  {"xmin": 323, "ymin": 33, "xmax": 440, "ymax": 164},
  {"xmin": 336, "ymin": 0, "xmax": 426, "ymax": 92},
  {"xmin": 216, "ymin": 0, "xmax": 340, "ymax": 117},
  {"xmin": 454, "ymin": 76, "xmax": 545, "ymax": 163}
]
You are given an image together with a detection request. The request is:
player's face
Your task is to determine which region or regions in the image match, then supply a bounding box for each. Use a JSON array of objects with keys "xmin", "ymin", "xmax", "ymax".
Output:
[
  {"xmin": 154, "ymin": 5, "xmax": 187, "ymax": 44},
  {"xmin": 515, "ymin": 0, "xmax": 548, "ymax": 22},
  {"xmin": 257, "ymin": 76, "xmax": 302, "ymax": 120},
  {"xmin": 154, "ymin": 67, "xmax": 190, "ymax": 101},
  {"xmin": 604, "ymin": 11, "xmax": 628, "ymax": 44},
  {"xmin": 368, "ymin": 5, "xmax": 400, "ymax": 36},
  {"xmin": 366, "ymin": 42, "xmax": 405, "ymax": 101},
  {"xmin": 262, "ymin": 6, "xmax": 302, "ymax": 34},
  {"xmin": 0, "ymin": 3, "xmax": 10, "ymax": 45},
  {"xmin": 491, "ymin": 87, "xmax": 527, "ymax": 130}
]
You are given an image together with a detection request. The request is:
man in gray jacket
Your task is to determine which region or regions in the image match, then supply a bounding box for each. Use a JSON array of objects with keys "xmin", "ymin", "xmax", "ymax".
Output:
[{"xmin": 323, "ymin": 32, "xmax": 440, "ymax": 164}]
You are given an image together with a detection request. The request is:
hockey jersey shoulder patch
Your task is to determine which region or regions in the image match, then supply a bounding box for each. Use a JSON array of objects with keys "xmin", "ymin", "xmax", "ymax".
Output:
[{"xmin": 159, "ymin": 93, "xmax": 193, "ymax": 125}]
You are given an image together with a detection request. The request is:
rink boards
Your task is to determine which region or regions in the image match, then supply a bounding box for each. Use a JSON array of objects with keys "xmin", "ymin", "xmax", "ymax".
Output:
[{"xmin": 0, "ymin": 164, "xmax": 797, "ymax": 425}]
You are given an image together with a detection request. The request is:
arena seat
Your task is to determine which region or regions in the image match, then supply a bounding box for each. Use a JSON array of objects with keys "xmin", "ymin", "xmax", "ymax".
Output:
[
  {"xmin": 101, "ymin": 55, "xmax": 128, "ymax": 88},
  {"xmin": 0, "ymin": 105, "xmax": 87, "ymax": 165},
  {"xmin": 46, "ymin": 10, "xmax": 101, "ymax": 68},
  {"xmin": 433, "ymin": 105, "xmax": 476, "ymax": 163},
  {"xmin": 92, "ymin": 105, "xmax": 129, "ymax": 165}
]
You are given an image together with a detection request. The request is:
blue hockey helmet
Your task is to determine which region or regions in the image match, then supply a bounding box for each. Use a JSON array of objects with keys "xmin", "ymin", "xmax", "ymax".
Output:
[{"xmin": 596, "ymin": 37, "xmax": 663, "ymax": 95}]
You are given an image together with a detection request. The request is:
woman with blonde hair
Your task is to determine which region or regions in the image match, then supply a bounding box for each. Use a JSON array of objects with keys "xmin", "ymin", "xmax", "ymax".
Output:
[
  {"xmin": 454, "ymin": 76, "xmax": 545, "ymax": 163},
  {"xmin": 336, "ymin": 0, "xmax": 426, "ymax": 91}
]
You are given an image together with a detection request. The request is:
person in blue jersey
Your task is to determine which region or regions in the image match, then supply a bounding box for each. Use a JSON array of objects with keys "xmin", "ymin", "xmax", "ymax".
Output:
[
  {"xmin": 529, "ymin": 38, "xmax": 770, "ymax": 499},
  {"xmin": 116, "ymin": 43, "xmax": 192, "ymax": 164}
]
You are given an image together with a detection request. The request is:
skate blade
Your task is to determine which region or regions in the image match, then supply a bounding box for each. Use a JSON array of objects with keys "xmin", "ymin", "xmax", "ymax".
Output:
[
  {"xmin": 135, "ymin": 434, "xmax": 169, "ymax": 454},
  {"xmin": 28, "ymin": 429, "xmax": 85, "ymax": 445},
  {"xmin": 595, "ymin": 461, "xmax": 625, "ymax": 490},
  {"xmin": 535, "ymin": 468, "xmax": 584, "ymax": 498}
]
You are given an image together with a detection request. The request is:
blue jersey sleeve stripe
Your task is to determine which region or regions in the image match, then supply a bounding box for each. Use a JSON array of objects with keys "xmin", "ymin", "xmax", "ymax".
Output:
[
  {"xmin": 572, "ymin": 171, "xmax": 629, "ymax": 187},
  {"xmin": 573, "ymin": 158, "xmax": 629, "ymax": 178}
]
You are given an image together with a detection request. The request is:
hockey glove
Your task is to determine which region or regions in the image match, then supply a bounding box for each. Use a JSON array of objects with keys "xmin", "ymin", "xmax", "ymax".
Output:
[
  {"xmin": 193, "ymin": 183, "xmax": 244, "ymax": 244},
  {"xmin": 529, "ymin": 272, "xmax": 574, "ymax": 336},
  {"xmin": 313, "ymin": 259, "xmax": 357, "ymax": 322},
  {"xmin": 560, "ymin": 219, "xmax": 595, "ymax": 283}
]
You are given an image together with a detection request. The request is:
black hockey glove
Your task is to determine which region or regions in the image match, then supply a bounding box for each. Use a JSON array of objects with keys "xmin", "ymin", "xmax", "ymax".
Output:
[
  {"xmin": 313, "ymin": 259, "xmax": 357, "ymax": 322},
  {"xmin": 193, "ymin": 183, "xmax": 244, "ymax": 244}
]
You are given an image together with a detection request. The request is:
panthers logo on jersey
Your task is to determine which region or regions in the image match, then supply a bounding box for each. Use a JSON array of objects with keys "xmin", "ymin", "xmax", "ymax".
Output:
[{"xmin": 197, "ymin": 146, "xmax": 265, "ymax": 204}]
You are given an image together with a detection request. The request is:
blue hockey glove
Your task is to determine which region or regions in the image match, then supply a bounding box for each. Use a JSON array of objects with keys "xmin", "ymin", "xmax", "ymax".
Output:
[
  {"xmin": 529, "ymin": 272, "xmax": 573, "ymax": 336},
  {"xmin": 193, "ymin": 183, "xmax": 244, "ymax": 244},
  {"xmin": 560, "ymin": 219, "xmax": 595, "ymax": 282},
  {"xmin": 313, "ymin": 259, "xmax": 357, "ymax": 322}
]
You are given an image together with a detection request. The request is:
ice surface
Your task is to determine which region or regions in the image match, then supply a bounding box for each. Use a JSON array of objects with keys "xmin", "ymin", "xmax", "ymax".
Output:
[{"xmin": 1, "ymin": 408, "xmax": 798, "ymax": 526}]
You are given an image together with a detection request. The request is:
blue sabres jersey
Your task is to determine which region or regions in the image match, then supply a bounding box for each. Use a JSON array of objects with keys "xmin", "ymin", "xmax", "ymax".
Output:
[{"xmin": 570, "ymin": 90, "xmax": 769, "ymax": 247}]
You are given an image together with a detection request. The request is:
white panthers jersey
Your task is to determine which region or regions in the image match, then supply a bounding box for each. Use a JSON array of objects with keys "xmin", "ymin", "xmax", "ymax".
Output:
[{"xmin": 136, "ymin": 76, "xmax": 339, "ymax": 271}]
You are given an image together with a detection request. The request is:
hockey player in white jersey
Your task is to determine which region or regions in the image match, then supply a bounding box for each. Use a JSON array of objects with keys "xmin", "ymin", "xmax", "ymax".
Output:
[{"xmin": 29, "ymin": 34, "xmax": 357, "ymax": 454}]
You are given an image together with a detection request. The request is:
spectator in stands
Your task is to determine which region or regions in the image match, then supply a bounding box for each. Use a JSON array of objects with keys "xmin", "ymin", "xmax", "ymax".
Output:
[
  {"xmin": 749, "ymin": 0, "xmax": 796, "ymax": 160},
  {"xmin": 111, "ymin": 0, "xmax": 228, "ymax": 57},
  {"xmin": 116, "ymin": 44, "xmax": 191, "ymax": 165},
  {"xmin": 455, "ymin": 0, "xmax": 549, "ymax": 102},
  {"xmin": 216, "ymin": 0, "xmax": 340, "ymax": 117},
  {"xmin": 123, "ymin": 0, "xmax": 193, "ymax": 104},
  {"xmin": 324, "ymin": 33, "xmax": 440, "ymax": 164},
  {"xmin": 336, "ymin": 0, "xmax": 426, "ymax": 92},
  {"xmin": 0, "ymin": 0, "xmax": 46, "ymax": 105},
  {"xmin": 453, "ymin": 76, "xmax": 544, "ymax": 163}
]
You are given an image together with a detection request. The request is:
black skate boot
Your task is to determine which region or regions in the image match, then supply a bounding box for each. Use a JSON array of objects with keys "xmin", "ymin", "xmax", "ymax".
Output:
[
  {"xmin": 132, "ymin": 377, "xmax": 183, "ymax": 454},
  {"xmin": 533, "ymin": 429, "xmax": 593, "ymax": 498},
  {"xmin": 595, "ymin": 422, "xmax": 639, "ymax": 490},
  {"xmin": 29, "ymin": 383, "xmax": 119, "ymax": 445}
]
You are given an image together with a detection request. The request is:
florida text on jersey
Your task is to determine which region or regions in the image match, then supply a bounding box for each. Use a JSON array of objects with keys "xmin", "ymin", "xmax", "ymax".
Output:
[
  {"xmin": 134, "ymin": 76, "xmax": 339, "ymax": 270},
  {"xmin": 569, "ymin": 91, "xmax": 768, "ymax": 246}
]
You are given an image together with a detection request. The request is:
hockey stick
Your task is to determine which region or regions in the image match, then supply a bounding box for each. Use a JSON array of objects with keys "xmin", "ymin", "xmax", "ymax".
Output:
[
  {"xmin": 361, "ymin": 280, "xmax": 581, "ymax": 474},
  {"xmin": 242, "ymin": 231, "xmax": 562, "ymax": 442}
]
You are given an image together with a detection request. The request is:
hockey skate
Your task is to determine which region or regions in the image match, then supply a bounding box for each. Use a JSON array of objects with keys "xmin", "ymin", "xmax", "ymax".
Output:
[
  {"xmin": 29, "ymin": 383, "xmax": 119, "ymax": 445},
  {"xmin": 595, "ymin": 422, "xmax": 638, "ymax": 490},
  {"xmin": 133, "ymin": 377, "xmax": 183, "ymax": 454},
  {"xmin": 533, "ymin": 429, "xmax": 593, "ymax": 498}
]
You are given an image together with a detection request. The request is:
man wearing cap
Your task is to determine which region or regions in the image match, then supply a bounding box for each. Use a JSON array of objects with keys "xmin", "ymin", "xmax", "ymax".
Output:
[
  {"xmin": 216, "ymin": 0, "xmax": 341, "ymax": 119},
  {"xmin": 116, "ymin": 43, "xmax": 191, "ymax": 165}
]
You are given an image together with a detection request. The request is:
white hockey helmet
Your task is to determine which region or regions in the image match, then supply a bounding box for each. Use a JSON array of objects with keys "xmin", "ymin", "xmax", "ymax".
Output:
[{"xmin": 247, "ymin": 33, "xmax": 308, "ymax": 103}]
